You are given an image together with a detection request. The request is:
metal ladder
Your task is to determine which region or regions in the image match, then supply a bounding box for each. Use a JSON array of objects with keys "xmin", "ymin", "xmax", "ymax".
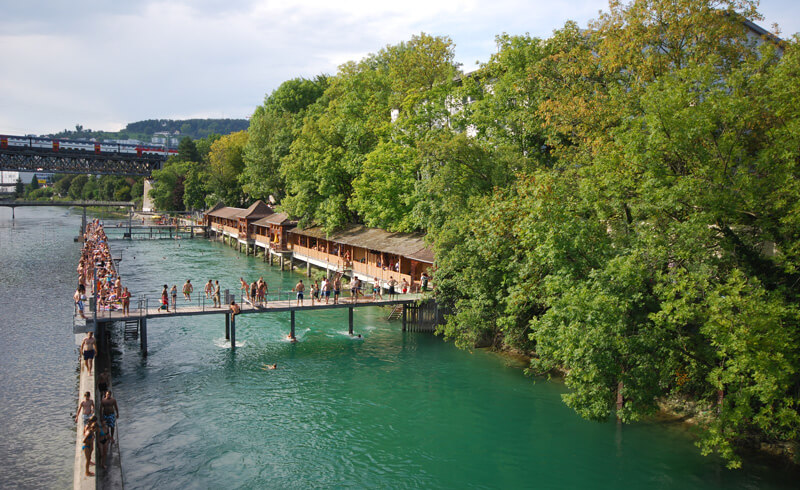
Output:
[
  {"xmin": 387, "ymin": 304, "xmax": 403, "ymax": 321},
  {"xmin": 123, "ymin": 319, "xmax": 139, "ymax": 340}
]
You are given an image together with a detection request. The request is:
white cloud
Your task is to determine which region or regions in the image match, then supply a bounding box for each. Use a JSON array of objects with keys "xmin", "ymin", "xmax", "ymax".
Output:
[{"xmin": 0, "ymin": 0, "xmax": 796, "ymax": 135}]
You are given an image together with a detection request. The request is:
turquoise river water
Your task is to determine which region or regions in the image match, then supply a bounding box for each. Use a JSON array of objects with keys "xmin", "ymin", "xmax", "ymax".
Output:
[{"xmin": 1, "ymin": 206, "xmax": 799, "ymax": 489}]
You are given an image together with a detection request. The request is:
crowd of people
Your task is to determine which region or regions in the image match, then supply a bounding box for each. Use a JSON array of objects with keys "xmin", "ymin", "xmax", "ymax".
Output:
[
  {"xmin": 74, "ymin": 220, "xmax": 131, "ymax": 318},
  {"xmin": 75, "ymin": 372, "xmax": 120, "ymax": 477},
  {"xmin": 74, "ymin": 221, "xmax": 124, "ymax": 477}
]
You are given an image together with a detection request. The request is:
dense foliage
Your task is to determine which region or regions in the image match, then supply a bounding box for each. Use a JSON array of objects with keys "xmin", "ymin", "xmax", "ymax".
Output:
[
  {"xmin": 47, "ymin": 118, "xmax": 248, "ymax": 142},
  {"xmin": 145, "ymin": 0, "xmax": 799, "ymax": 466}
]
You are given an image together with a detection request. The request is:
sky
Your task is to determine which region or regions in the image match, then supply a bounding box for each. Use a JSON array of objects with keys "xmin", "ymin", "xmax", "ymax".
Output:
[{"xmin": 0, "ymin": 0, "xmax": 797, "ymax": 136}]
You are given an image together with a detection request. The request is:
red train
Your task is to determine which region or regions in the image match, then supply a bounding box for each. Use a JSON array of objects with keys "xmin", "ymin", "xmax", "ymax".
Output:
[{"xmin": 0, "ymin": 134, "xmax": 178, "ymax": 157}]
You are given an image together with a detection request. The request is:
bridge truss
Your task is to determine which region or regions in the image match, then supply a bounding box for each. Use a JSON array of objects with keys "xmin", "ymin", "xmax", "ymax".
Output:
[{"xmin": 0, "ymin": 147, "xmax": 164, "ymax": 176}]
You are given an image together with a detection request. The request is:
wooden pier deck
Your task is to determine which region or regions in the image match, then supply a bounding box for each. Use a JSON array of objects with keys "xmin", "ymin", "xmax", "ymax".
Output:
[{"xmin": 79, "ymin": 293, "xmax": 429, "ymax": 355}]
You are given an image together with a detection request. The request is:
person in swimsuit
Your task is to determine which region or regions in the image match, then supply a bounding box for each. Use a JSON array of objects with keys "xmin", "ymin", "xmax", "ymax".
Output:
[
  {"xmin": 161, "ymin": 285, "xmax": 170, "ymax": 312},
  {"xmin": 213, "ymin": 280, "xmax": 221, "ymax": 308},
  {"xmin": 333, "ymin": 277, "xmax": 341, "ymax": 305},
  {"xmin": 74, "ymin": 286, "xmax": 87, "ymax": 319},
  {"xmin": 183, "ymin": 279, "xmax": 193, "ymax": 301},
  {"xmin": 98, "ymin": 419, "xmax": 113, "ymax": 469},
  {"xmin": 170, "ymin": 285, "xmax": 178, "ymax": 309},
  {"xmin": 80, "ymin": 332, "xmax": 97, "ymax": 374},
  {"xmin": 205, "ymin": 280, "xmax": 213, "ymax": 299},
  {"xmin": 97, "ymin": 369, "xmax": 110, "ymax": 396},
  {"xmin": 120, "ymin": 287, "xmax": 131, "ymax": 316},
  {"xmin": 387, "ymin": 277, "xmax": 397, "ymax": 299},
  {"xmin": 294, "ymin": 280, "xmax": 305, "ymax": 306},
  {"xmin": 250, "ymin": 282, "xmax": 258, "ymax": 306},
  {"xmin": 75, "ymin": 391, "xmax": 94, "ymax": 426},
  {"xmin": 82, "ymin": 418, "xmax": 97, "ymax": 476},
  {"xmin": 101, "ymin": 390, "xmax": 119, "ymax": 440},
  {"xmin": 240, "ymin": 277, "xmax": 249, "ymax": 301}
]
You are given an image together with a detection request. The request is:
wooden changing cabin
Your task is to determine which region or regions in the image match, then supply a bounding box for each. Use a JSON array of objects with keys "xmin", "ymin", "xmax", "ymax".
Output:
[{"xmin": 287, "ymin": 224, "xmax": 433, "ymax": 292}]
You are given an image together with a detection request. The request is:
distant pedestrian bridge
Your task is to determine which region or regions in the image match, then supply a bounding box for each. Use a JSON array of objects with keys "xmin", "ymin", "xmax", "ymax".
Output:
[{"xmin": 0, "ymin": 134, "xmax": 175, "ymax": 176}]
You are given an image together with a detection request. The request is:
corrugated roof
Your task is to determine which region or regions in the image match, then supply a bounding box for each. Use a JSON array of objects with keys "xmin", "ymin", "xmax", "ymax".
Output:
[
  {"xmin": 206, "ymin": 200, "xmax": 272, "ymax": 220},
  {"xmin": 208, "ymin": 206, "xmax": 245, "ymax": 219},
  {"xmin": 289, "ymin": 224, "xmax": 434, "ymax": 264},
  {"xmin": 253, "ymin": 212, "xmax": 293, "ymax": 227},
  {"xmin": 242, "ymin": 200, "xmax": 272, "ymax": 219}
]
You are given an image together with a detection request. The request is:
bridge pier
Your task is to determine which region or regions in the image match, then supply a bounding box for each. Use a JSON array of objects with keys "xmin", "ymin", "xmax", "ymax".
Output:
[
  {"xmin": 349, "ymin": 307, "xmax": 354, "ymax": 335},
  {"xmin": 230, "ymin": 314, "xmax": 236, "ymax": 350},
  {"xmin": 140, "ymin": 317, "xmax": 148, "ymax": 356}
]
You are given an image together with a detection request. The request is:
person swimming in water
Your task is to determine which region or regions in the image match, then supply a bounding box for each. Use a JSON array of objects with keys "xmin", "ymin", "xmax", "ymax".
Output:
[{"xmin": 262, "ymin": 363, "xmax": 277, "ymax": 370}]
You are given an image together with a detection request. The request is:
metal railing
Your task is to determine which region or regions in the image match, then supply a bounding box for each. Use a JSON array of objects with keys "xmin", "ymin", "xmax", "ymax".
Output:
[{"xmin": 83, "ymin": 288, "xmax": 418, "ymax": 319}]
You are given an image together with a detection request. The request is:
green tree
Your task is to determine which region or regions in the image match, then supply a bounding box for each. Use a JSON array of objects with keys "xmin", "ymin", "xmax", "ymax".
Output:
[
  {"xmin": 177, "ymin": 136, "xmax": 201, "ymax": 162},
  {"xmin": 207, "ymin": 131, "xmax": 248, "ymax": 206},
  {"xmin": 242, "ymin": 77, "xmax": 327, "ymax": 203},
  {"xmin": 26, "ymin": 174, "xmax": 40, "ymax": 195},
  {"xmin": 68, "ymin": 175, "xmax": 88, "ymax": 200}
]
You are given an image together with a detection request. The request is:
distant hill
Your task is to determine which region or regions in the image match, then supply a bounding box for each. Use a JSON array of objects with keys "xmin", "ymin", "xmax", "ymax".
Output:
[{"xmin": 46, "ymin": 118, "xmax": 249, "ymax": 143}]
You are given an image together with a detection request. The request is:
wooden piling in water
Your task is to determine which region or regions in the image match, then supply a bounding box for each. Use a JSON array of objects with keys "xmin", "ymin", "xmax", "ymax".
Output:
[
  {"xmin": 348, "ymin": 307, "xmax": 354, "ymax": 335},
  {"xmin": 140, "ymin": 317, "xmax": 148, "ymax": 356},
  {"xmin": 231, "ymin": 315, "xmax": 236, "ymax": 350},
  {"xmin": 290, "ymin": 310, "xmax": 296, "ymax": 340},
  {"xmin": 225, "ymin": 314, "xmax": 230, "ymax": 340}
]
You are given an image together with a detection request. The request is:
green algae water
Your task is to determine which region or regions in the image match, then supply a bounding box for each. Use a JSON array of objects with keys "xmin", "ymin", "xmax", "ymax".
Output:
[{"xmin": 1, "ymin": 208, "xmax": 799, "ymax": 488}]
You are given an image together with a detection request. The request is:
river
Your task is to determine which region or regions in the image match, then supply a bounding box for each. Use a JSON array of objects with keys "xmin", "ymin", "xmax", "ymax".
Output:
[{"xmin": 1, "ymin": 206, "xmax": 798, "ymax": 489}]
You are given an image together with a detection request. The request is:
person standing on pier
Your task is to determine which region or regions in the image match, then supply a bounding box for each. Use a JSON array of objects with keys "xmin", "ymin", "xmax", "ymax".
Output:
[
  {"xmin": 183, "ymin": 280, "xmax": 193, "ymax": 301},
  {"xmin": 294, "ymin": 280, "xmax": 305, "ymax": 306},
  {"xmin": 250, "ymin": 281, "xmax": 258, "ymax": 306},
  {"xmin": 170, "ymin": 285, "xmax": 178, "ymax": 309},
  {"xmin": 80, "ymin": 332, "xmax": 97, "ymax": 374},
  {"xmin": 161, "ymin": 285, "xmax": 170, "ymax": 312},
  {"xmin": 120, "ymin": 287, "xmax": 131, "ymax": 316},
  {"xmin": 388, "ymin": 277, "xmax": 397, "ymax": 299},
  {"xmin": 333, "ymin": 276, "xmax": 341, "ymax": 304},
  {"xmin": 322, "ymin": 277, "xmax": 331, "ymax": 304},
  {"xmin": 74, "ymin": 285, "xmax": 87, "ymax": 319},
  {"xmin": 213, "ymin": 280, "xmax": 221, "ymax": 308},
  {"xmin": 258, "ymin": 277, "xmax": 268, "ymax": 306},
  {"xmin": 205, "ymin": 279, "xmax": 213, "ymax": 299},
  {"xmin": 240, "ymin": 277, "xmax": 249, "ymax": 301}
]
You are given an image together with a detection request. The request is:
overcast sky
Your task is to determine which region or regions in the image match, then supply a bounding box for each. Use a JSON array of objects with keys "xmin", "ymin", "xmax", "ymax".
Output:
[{"xmin": 1, "ymin": 0, "xmax": 797, "ymax": 136}]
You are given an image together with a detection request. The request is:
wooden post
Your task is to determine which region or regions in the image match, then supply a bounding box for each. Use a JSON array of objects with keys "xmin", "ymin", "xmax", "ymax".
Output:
[
  {"xmin": 290, "ymin": 310, "xmax": 296, "ymax": 340},
  {"xmin": 348, "ymin": 307, "xmax": 354, "ymax": 336},
  {"xmin": 225, "ymin": 313, "xmax": 230, "ymax": 340},
  {"xmin": 230, "ymin": 315, "xmax": 236, "ymax": 350},
  {"xmin": 306, "ymin": 260, "xmax": 311, "ymax": 277},
  {"xmin": 268, "ymin": 251, "xmax": 273, "ymax": 266},
  {"xmin": 402, "ymin": 303, "xmax": 407, "ymax": 331},
  {"xmin": 140, "ymin": 317, "xmax": 148, "ymax": 356},
  {"xmin": 280, "ymin": 256, "xmax": 284, "ymax": 271}
]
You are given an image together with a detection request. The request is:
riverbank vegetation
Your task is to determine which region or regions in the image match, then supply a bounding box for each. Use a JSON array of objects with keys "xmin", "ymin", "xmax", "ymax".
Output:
[
  {"xmin": 21, "ymin": 174, "xmax": 142, "ymax": 205},
  {"xmin": 151, "ymin": 0, "xmax": 800, "ymax": 467}
]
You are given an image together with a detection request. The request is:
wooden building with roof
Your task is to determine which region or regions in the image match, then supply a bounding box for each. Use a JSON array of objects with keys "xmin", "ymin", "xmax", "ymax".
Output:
[{"xmin": 204, "ymin": 204, "xmax": 434, "ymax": 290}]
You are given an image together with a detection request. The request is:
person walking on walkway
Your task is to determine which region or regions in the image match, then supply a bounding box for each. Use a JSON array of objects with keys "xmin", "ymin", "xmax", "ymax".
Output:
[
  {"xmin": 75, "ymin": 391, "xmax": 94, "ymax": 426},
  {"xmin": 82, "ymin": 418, "xmax": 97, "ymax": 477},
  {"xmin": 101, "ymin": 390, "xmax": 119, "ymax": 441},
  {"xmin": 170, "ymin": 285, "xmax": 178, "ymax": 310},
  {"xmin": 80, "ymin": 332, "xmax": 97, "ymax": 374}
]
